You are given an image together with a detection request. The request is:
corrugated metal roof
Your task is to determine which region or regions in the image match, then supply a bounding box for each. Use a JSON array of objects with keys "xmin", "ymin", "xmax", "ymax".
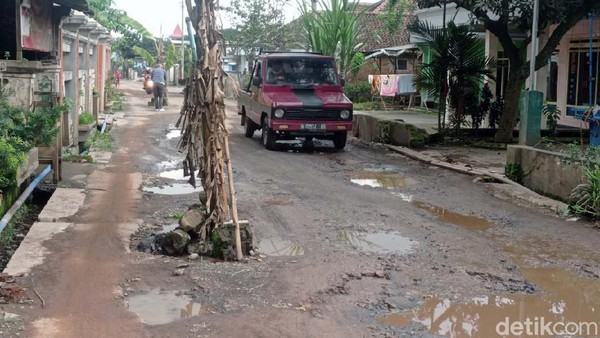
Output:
[{"xmin": 53, "ymin": 0, "xmax": 90, "ymax": 13}]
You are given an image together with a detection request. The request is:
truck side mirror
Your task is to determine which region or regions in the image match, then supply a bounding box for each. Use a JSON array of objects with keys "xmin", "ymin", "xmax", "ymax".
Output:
[{"xmin": 252, "ymin": 77, "xmax": 262, "ymax": 87}]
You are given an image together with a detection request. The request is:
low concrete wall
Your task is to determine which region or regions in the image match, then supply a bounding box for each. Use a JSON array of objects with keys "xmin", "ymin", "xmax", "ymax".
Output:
[
  {"xmin": 506, "ymin": 145, "xmax": 585, "ymax": 201},
  {"xmin": 352, "ymin": 113, "xmax": 428, "ymax": 148}
]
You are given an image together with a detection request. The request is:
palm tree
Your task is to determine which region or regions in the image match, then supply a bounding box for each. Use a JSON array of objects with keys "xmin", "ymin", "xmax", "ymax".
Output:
[{"xmin": 410, "ymin": 20, "xmax": 494, "ymax": 132}]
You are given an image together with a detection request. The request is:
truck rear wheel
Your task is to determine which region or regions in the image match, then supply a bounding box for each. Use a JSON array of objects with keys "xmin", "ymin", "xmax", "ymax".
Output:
[
  {"xmin": 244, "ymin": 116, "xmax": 257, "ymax": 138},
  {"xmin": 333, "ymin": 131, "xmax": 347, "ymax": 150},
  {"xmin": 262, "ymin": 119, "xmax": 277, "ymax": 150}
]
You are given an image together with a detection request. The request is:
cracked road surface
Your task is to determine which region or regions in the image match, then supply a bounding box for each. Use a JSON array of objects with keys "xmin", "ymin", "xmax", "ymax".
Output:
[{"xmin": 4, "ymin": 80, "xmax": 600, "ymax": 338}]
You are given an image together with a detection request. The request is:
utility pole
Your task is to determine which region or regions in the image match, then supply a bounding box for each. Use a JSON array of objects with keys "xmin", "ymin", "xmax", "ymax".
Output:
[
  {"xmin": 181, "ymin": 0, "xmax": 185, "ymax": 82},
  {"xmin": 528, "ymin": 0, "xmax": 539, "ymax": 90}
]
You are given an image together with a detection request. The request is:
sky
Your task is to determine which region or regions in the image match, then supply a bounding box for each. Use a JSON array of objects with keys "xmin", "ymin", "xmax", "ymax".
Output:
[{"xmin": 112, "ymin": 0, "xmax": 382, "ymax": 38}]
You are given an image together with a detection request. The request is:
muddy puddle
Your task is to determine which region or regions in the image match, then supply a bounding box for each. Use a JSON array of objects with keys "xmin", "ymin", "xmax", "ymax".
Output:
[
  {"xmin": 157, "ymin": 223, "xmax": 178, "ymax": 234},
  {"xmin": 257, "ymin": 238, "xmax": 305, "ymax": 256},
  {"xmin": 166, "ymin": 130, "xmax": 182, "ymax": 139},
  {"xmin": 349, "ymin": 170, "xmax": 406, "ymax": 189},
  {"xmin": 127, "ymin": 289, "xmax": 211, "ymax": 325},
  {"xmin": 143, "ymin": 184, "xmax": 202, "ymax": 195},
  {"xmin": 381, "ymin": 266, "xmax": 600, "ymax": 337},
  {"xmin": 158, "ymin": 169, "xmax": 187, "ymax": 181},
  {"xmin": 412, "ymin": 201, "xmax": 497, "ymax": 231},
  {"xmin": 339, "ymin": 231, "xmax": 416, "ymax": 255}
]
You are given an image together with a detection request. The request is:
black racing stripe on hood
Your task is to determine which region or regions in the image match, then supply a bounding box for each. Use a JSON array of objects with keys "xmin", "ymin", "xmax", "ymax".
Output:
[{"xmin": 292, "ymin": 89, "xmax": 323, "ymax": 109}]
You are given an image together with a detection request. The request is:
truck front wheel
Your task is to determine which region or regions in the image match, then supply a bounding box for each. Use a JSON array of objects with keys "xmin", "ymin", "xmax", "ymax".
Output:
[
  {"xmin": 262, "ymin": 119, "xmax": 277, "ymax": 150},
  {"xmin": 333, "ymin": 131, "xmax": 347, "ymax": 150},
  {"xmin": 244, "ymin": 116, "xmax": 257, "ymax": 138}
]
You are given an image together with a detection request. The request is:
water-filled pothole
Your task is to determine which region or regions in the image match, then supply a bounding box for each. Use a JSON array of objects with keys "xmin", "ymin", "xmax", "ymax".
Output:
[
  {"xmin": 166, "ymin": 130, "xmax": 182, "ymax": 139},
  {"xmin": 349, "ymin": 171, "xmax": 405, "ymax": 189},
  {"xmin": 339, "ymin": 231, "xmax": 416, "ymax": 254},
  {"xmin": 413, "ymin": 201, "xmax": 496, "ymax": 231},
  {"xmin": 127, "ymin": 289, "xmax": 211, "ymax": 325},
  {"xmin": 381, "ymin": 267, "xmax": 600, "ymax": 337},
  {"xmin": 256, "ymin": 238, "xmax": 305, "ymax": 256},
  {"xmin": 158, "ymin": 169, "xmax": 187, "ymax": 180},
  {"xmin": 143, "ymin": 184, "xmax": 202, "ymax": 195}
]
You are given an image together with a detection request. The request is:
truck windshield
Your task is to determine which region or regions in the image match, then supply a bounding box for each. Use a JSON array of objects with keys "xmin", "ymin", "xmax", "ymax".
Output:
[{"xmin": 266, "ymin": 58, "xmax": 338, "ymax": 86}]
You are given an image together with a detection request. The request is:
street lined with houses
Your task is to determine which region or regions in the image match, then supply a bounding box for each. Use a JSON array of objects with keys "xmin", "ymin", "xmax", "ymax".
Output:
[{"xmin": 1, "ymin": 80, "xmax": 599, "ymax": 337}]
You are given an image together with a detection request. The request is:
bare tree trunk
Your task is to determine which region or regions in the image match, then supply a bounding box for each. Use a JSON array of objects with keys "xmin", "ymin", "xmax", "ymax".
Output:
[{"xmin": 178, "ymin": 0, "xmax": 237, "ymax": 244}]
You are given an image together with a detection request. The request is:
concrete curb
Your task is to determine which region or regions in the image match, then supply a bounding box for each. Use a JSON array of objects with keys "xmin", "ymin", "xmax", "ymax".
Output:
[{"xmin": 386, "ymin": 144, "xmax": 569, "ymax": 214}]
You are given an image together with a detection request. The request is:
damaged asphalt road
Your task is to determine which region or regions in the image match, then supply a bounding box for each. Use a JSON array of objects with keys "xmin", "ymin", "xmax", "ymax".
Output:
[{"xmin": 4, "ymin": 80, "xmax": 600, "ymax": 338}]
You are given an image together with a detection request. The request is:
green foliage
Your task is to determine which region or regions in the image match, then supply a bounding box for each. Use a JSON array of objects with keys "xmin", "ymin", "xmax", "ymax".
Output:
[
  {"xmin": 0, "ymin": 138, "xmax": 26, "ymax": 189},
  {"xmin": 373, "ymin": 121, "xmax": 392, "ymax": 144},
  {"xmin": 88, "ymin": 133, "xmax": 113, "ymax": 151},
  {"xmin": 132, "ymin": 46, "xmax": 156, "ymax": 66},
  {"xmin": 411, "ymin": 20, "xmax": 494, "ymax": 131},
  {"xmin": 488, "ymin": 98, "xmax": 504, "ymax": 129},
  {"xmin": 413, "ymin": 0, "xmax": 600, "ymax": 142},
  {"xmin": 570, "ymin": 164, "xmax": 600, "ymax": 218},
  {"xmin": 13, "ymin": 104, "xmax": 67, "ymax": 147},
  {"xmin": 0, "ymin": 204, "xmax": 29, "ymax": 248},
  {"xmin": 299, "ymin": 0, "xmax": 366, "ymax": 77},
  {"xmin": 349, "ymin": 52, "xmax": 365, "ymax": 78},
  {"xmin": 164, "ymin": 43, "xmax": 179, "ymax": 71},
  {"xmin": 79, "ymin": 112, "xmax": 95, "ymax": 125},
  {"xmin": 471, "ymin": 83, "xmax": 493, "ymax": 130},
  {"xmin": 225, "ymin": 0, "xmax": 291, "ymax": 62},
  {"xmin": 542, "ymin": 102, "xmax": 561, "ymax": 135},
  {"xmin": 344, "ymin": 82, "xmax": 371, "ymax": 103},
  {"xmin": 380, "ymin": 0, "xmax": 413, "ymax": 33},
  {"xmin": 560, "ymin": 144, "xmax": 600, "ymax": 218},
  {"xmin": 505, "ymin": 163, "xmax": 522, "ymax": 183}
]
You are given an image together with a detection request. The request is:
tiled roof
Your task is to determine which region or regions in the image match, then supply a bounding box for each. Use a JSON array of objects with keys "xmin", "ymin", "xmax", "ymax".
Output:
[{"xmin": 358, "ymin": 12, "xmax": 413, "ymax": 52}]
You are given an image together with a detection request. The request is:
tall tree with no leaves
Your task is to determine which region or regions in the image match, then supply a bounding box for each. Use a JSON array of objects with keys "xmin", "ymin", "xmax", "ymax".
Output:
[
  {"xmin": 177, "ymin": 0, "xmax": 242, "ymax": 259},
  {"xmin": 406, "ymin": 0, "xmax": 600, "ymax": 142}
]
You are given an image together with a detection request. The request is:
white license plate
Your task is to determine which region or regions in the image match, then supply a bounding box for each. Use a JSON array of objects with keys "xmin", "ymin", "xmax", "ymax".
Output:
[{"xmin": 301, "ymin": 123, "xmax": 326, "ymax": 130}]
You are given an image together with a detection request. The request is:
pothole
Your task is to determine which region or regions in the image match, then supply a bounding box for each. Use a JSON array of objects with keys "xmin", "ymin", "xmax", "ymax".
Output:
[
  {"xmin": 256, "ymin": 238, "xmax": 305, "ymax": 256},
  {"xmin": 127, "ymin": 289, "xmax": 212, "ymax": 325},
  {"xmin": 412, "ymin": 201, "xmax": 497, "ymax": 231},
  {"xmin": 142, "ymin": 184, "xmax": 202, "ymax": 195},
  {"xmin": 166, "ymin": 130, "xmax": 182, "ymax": 139},
  {"xmin": 349, "ymin": 171, "xmax": 406, "ymax": 189},
  {"xmin": 339, "ymin": 231, "xmax": 416, "ymax": 255},
  {"xmin": 158, "ymin": 169, "xmax": 187, "ymax": 180}
]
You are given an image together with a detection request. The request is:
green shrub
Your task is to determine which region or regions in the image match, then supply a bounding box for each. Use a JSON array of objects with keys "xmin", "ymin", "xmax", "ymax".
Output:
[
  {"xmin": 0, "ymin": 138, "xmax": 26, "ymax": 189},
  {"xmin": 542, "ymin": 103, "xmax": 561, "ymax": 135},
  {"xmin": 505, "ymin": 163, "xmax": 522, "ymax": 183},
  {"xmin": 79, "ymin": 112, "xmax": 95, "ymax": 125},
  {"xmin": 570, "ymin": 164, "xmax": 600, "ymax": 218},
  {"xmin": 344, "ymin": 82, "xmax": 371, "ymax": 103},
  {"xmin": 87, "ymin": 133, "xmax": 113, "ymax": 151}
]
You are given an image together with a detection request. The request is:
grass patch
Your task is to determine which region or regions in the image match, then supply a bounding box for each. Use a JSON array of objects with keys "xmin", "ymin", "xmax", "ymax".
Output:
[
  {"xmin": 0, "ymin": 204, "xmax": 29, "ymax": 248},
  {"xmin": 87, "ymin": 133, "xmax": 113, "ymax": 151},
  {"xmin": 78, "ymin": 112, "xmax": 95, "ymax": 125},
  {"xmin": 169, "ymin": 211, "xmax": 185, "ymax": 219}
]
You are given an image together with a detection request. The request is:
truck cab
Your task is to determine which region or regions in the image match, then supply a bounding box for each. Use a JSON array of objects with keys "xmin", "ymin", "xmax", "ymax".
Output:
[{"xmin": 237, "ymin": 52, "xmax": 353, "ymax": 150}]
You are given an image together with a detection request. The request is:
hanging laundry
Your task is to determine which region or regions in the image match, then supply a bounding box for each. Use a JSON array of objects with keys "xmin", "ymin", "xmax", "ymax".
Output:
[
  {"xmin": 370, "ymin": 75, "xmax": 381, "ymax": 95},
  {"xmin": 380, "ymin": 74, "xmax": 399, "ymax": 96},
  {"xmin": 398, "ymin": 74, "xmax": 417, "ymax": 94}
]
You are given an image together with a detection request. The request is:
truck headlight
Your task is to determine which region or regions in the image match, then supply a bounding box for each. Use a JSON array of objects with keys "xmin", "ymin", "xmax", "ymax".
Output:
[
  {"xmin": 340, "ymin": 110, "xmax": 350, "ymax": 119},
  {"xmin": 274, "ymin": 109, "xmax": 285, "ymax": 118}
]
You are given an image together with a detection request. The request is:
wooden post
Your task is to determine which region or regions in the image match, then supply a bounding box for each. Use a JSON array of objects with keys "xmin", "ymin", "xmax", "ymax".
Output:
[{"xmin": 224, "ymin": 137, "xmax": 242, "ymax": 260}]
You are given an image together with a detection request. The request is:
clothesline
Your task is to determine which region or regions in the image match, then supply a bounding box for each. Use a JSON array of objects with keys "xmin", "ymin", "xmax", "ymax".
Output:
[{"xmin": 368, "ymin": 74, "xmax": 418, "ymax": 97}]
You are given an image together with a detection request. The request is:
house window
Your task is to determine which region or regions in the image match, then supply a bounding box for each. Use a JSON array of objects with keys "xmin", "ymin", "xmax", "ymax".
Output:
[
  {"xmin": 396, "ymin": 59, "xmax": 408, "ymax": 71},
  {"xmin": 566, "ymin": 39, "xmax": 600, "ymax": 114}
]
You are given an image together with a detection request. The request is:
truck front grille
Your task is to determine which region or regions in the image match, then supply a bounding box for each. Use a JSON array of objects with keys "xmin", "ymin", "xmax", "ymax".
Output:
[{"xmin": 284, "ymin": 109, "xmax": 343, "ymax": 121}]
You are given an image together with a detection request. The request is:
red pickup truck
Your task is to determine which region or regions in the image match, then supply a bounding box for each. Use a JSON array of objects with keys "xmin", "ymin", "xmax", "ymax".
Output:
[{"xmin": 237, "ymin": 52, "xmax": 353, "ymax": 150}]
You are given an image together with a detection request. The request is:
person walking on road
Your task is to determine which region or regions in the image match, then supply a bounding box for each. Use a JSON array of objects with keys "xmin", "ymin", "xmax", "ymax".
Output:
[{"xmin": 151, "ymin": 63, "xmax": 167, "ymax": 111}]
